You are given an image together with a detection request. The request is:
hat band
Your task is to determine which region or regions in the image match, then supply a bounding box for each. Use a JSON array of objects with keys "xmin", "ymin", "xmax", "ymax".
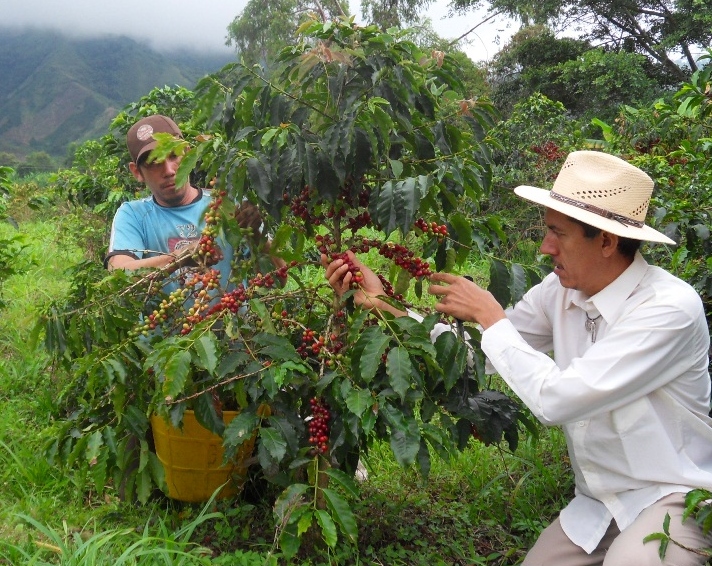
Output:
[{"xmin": 550, "ymin": 191, "xmax": 644, "ymax": 228}]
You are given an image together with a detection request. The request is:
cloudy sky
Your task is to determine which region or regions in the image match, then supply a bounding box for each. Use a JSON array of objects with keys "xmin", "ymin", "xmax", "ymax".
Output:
[{"xmin": 0, "ymin": 0, "xmax": 516, "ymax": 62}]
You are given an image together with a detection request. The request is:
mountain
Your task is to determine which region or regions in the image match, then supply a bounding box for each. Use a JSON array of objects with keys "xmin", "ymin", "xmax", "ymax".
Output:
[{"xmin": 0, "ymin": 28, "xmax": 234, "ymax": 162}]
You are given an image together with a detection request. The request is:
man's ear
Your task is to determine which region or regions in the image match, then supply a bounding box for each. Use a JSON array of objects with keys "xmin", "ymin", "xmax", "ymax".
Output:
[
  {"xmin": 129, "ymin": 161, "xmax": 144, "ymax": 182},
  {"xmin": 600, "ymin": 231, "xmax": 618, "ymax": 257}
]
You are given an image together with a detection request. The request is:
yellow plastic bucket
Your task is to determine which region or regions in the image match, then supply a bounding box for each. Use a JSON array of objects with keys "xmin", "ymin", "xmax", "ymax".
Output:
[{"xmin": 151, "ymin": 410, "xmax": 257, "ymax": 503}]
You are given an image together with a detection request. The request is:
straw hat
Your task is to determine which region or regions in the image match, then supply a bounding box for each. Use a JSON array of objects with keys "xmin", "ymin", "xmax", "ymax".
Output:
[{"xmin": 514, "ymin": 150, "xmax": 675, "ymax": 245}]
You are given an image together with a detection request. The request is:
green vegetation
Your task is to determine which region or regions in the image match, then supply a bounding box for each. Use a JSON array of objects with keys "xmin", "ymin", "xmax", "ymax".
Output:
[{"xmin": 0, "ymin": 176, "xmax": 570, "ymax": 565}]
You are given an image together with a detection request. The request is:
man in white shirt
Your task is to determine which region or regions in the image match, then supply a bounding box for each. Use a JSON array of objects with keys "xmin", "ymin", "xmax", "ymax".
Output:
[{"xmin": 323, "ymin": 151, "xmax": 712, "ymax": 565}]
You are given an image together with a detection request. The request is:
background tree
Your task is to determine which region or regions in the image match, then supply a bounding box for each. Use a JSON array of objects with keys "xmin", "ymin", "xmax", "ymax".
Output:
[
  {"xmin": 17, "ymin": 151, "xmax": 55, "ymax": 177},
  {"xmin": 226, "ymin": 0, "xmax": 350, "ymax": 68},
  {"xmin": 451, "ymin": 0, "xmax": 712, "ymax": 81},
  {"xmin": 487, "ymin": 25, "xmax": 665, "ymax": 121},
  {"xmin": 361, "ymin": 0, "xmax": 434, "ymax": 28},
  {"xmin": 0, "ymin": 152, "xmax": 20, "ymax": 170}
]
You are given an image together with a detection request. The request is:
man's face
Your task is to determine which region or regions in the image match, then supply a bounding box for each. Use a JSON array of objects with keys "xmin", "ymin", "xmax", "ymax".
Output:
[
  {"xmin": 130, "ymin": 153, "xmax": 191, "ymax": 207},
  {"xmin": 539, "ymin": 209, "xmax": 604, "ymax": 296}
]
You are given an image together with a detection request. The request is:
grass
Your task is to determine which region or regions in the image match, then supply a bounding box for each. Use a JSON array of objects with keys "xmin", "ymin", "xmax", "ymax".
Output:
[{"xmin": 0, "ymin": 187, "xmax": 574, "ymax": 565}]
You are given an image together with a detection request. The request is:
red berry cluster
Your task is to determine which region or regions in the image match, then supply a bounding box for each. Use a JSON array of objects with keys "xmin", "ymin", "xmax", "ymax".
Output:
[
  {"xmin": 286, "ymin": 185, "xmax": 320, "ymax": 225},
  {"xmin": 298, "ymin": 328, "xmax": 325, "ymax": 358},
  {"xmin": 530, "ymin": 141, "xmax": 565, "ymax": 162},
  {"xmin": 205, "ymin": 283, "xmax": 248, "ymax": 317},
  {"xmin": 414, "ymin": 218, "xmax": 448, "ymax": 242},
  {"xmin": 307, "ymin": 397, "xmax": 331, "ymax": 455},
  {"xmin": 377, "ymin": 274, "xmax": 404, "ymax": 301},
  {"xmin": 328, "ymin": 251, "xmax": 365, "ymax": 288},
  {"xmin": 248, "ymin": 272, "xmax": 277, "ymax": 289},
  {"xmin": 346, "ymin": 211, "xmax": 372, "ymax": 231},
  {"xmin": 297, "ymin": 328, "xmax": 346, "ymax": 366},
  {"xmin": 376, "ymin": 241, "xmax": 432, "ymax": 278},
  {"xmin": 319, "ymin": 235, "xmax": 433, "ymax": 284}
]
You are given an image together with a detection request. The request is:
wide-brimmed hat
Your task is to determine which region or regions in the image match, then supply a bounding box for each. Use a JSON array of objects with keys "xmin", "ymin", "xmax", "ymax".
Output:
[
  {"xmin": 126, "ymin": 115, "xmax": 182, "ymax": 164},
  {"xmin": 514, "ymin": 150, "xmax": 675, "ymax": 244}
]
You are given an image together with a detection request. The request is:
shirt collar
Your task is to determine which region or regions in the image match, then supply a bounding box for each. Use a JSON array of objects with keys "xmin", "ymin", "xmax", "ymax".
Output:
[{"xmin": 567, "ymin": 252, "xmax": 649, "ymax": 323}]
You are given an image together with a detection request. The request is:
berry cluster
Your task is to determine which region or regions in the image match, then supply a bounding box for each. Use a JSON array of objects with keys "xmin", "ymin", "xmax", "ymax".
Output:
[
  {"xmin": 205, "ymin": 283, "xmax": 248, "ymax": 317},
  {"xmin": 319, "ymin": 235, "xmax": 433, "ymax": 285},
  {"xmin": 414, "ymin": 218, "xmax": 448, "ymax": 242},
  {"xmin": 286, "ymin": 180, "xmax": 371, "ymax": 230},
  {"xmin": 376, "ymin": 240, "xmax": 432, "ymax": 278},
  {"xmin": 346, "ymin": 211, "xmax": 372, "ymax": 232},
  {"xmin": 179, "ymin": 269, "xmax": 222, "ymax": 334},
  {"xmin": 195, "ymin": 191, "xmax": 226, "ymax": 266},
  {"xmin": 287, "ymin": 185, "xmax": 320, "ymax": 225},
  {"xmin": 307, "ymin": 397, "xmax": 331, "ymax": 455},
  {"xmin": 297, "ymin": 327, "xmax": 346, "ymax": 366},
  {"xmin": 530, "ymin": 141, "xmax": 565, "ymax": 162},
  {"xmin": 377, "ymin": 274, "xmax": 404, "ymax": 301}
]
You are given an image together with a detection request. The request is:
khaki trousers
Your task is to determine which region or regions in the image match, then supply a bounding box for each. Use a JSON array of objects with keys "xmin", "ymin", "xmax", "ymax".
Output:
[{"xmin": 522, "ymin": 493, "xmax": 711, "ymax": 566}]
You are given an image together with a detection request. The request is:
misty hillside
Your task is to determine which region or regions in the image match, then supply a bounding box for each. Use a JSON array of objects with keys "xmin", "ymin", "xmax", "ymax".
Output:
[{"xmin": 0, "ymin": 28, "xmax": 234, "ymax": 162}]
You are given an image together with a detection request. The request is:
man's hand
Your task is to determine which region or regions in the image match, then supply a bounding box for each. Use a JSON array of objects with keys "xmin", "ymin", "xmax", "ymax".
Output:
[
  {"xmin": 321, "ymin": 251, "xmax": 405, "ymax": 317},
  {"xmin": 429, "ymin": 272, "xmax": 506, "ymax": 330},
  {"xmin": 171, "ymin": 241, "xmax": 200, "ymax": 267},
  {"xmin": 235, "ymin": 201, "xmax": 264, "ymax": 241}
]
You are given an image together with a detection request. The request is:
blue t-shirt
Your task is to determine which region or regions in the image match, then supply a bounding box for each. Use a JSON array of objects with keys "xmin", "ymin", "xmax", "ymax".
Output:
[{"xmin": 106, "ymin": 189, "xmax": 234, "ymax": 293}]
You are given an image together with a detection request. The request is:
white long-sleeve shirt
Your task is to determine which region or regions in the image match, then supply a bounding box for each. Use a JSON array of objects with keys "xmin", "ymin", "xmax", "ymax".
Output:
[{"xmin": 481, "ymin": 252, "xmax": 712, "ymax": 552}]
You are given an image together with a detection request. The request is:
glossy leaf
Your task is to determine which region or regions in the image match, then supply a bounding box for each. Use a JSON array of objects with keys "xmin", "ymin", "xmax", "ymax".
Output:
[
  {"xmin": 315, "ymin": 509, "xmax": 338, "ymax": 547},
  {"xmin": 322, "ymin": 487, "xmax": 358, "ymax": 544},
  {"xmin": 386, "ymin": 346, "xmax": 414, "ymax": 402}
]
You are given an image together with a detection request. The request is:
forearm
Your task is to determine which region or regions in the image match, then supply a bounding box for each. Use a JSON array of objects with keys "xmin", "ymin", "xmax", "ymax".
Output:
[{"xmin": 107, "ymin": 253, "xmax": 177, "ymax": 272}]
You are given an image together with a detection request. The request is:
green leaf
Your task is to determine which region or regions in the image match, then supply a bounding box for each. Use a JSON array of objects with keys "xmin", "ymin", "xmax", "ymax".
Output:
[
  {"xmin": 135, "ymin": 466, "xmax": 154, "ymax": 504},
  {"xmin": 295, "ymin": 507, "xmax": 314, "ymax": 536},
  {"xmin": 487, "ymin": 259, "xmax": 511, "ymax": 308},
  {"xmin": 374, "ymin": 176, "xmax": 430, "ymax": 235},
  {"xmin": 250, "ymin": 300, "xmax": 277, "ymax": 334},
  {"xmin": 193, "ymin": 333, "xmax": 219, "ymax": 374},
  {"xmin": 509, "ymin": 263, "xmax": 528, "ymax": 304},
  {"xmin": 246, "ymin": 157, "xmax": 272, "ymax": 203},
  {"xmin": 162, "ymin": 350, "xmax": 192, "ymax": 399},
  {"xmin": 345, "ymin": 388, "xmax": 373, "ymax": 418},
  {"xmin": 193, "ymin": 392, "xmax": 225, "ymax": 436},
  {"xmin": 322, "ymin": 487, "xmax": 358, "ymax": 544},
  {"xmin": 274, "ymin": 483, "xmax": 309, "ymax": 523},
  {"xmin": 435, "ymin": 331, "xmax": 464, "ymax": 392},
  {"xmin": 386, "ymin": 347, "xmax": 413, "ymax": 402},
  {"xmin": 85, "ymin": 429, "xmax": 104, "ymax": 465},
  {"xmin": 253, "ymin": 332, "xmax": 301, "ymax": 362},
  {"xmin": 315, "ymin": 509, "xmax": 338, "ymax": 547},
  {"xmin": 352, "ymin": 326, "xmax": 391, "ymax": 384},
  {"xmin": 324, "ymin": 468, "xmax": 360, "ymax": 499},
  {"xmin": 223, "ymin": 410, "xmax": 260, "ymax": 451},
  {"xmin": 89, "ymin": 450, "xmax": 108, "ymax": 496},
  {"xmin": 260, "ymin": 427, "xmax": 288, "ymax": 463},
  {"xmin": 175, "ymin": 148, "xmax": 200, "ymax": 191},
  {"xmin": 381, "ymin": 404, "xmax": 420, "ymax": 466}
]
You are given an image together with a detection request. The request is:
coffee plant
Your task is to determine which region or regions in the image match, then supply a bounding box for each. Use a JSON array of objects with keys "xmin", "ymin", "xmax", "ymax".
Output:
[{"xmin": 41, "ymin": 18, "xmax": 529, "ymax": 557}]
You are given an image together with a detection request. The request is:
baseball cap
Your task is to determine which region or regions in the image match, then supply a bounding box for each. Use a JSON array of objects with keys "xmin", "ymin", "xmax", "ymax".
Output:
[{"xmin": 126, "ymin": 115, "xmax": 183, "ymax": 163}]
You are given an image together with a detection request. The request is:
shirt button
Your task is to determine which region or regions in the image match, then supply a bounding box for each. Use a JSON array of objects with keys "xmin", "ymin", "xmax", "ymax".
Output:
[{"xmin": 577, "ymin": 421, "xmax": 586, "ymax": 427}]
